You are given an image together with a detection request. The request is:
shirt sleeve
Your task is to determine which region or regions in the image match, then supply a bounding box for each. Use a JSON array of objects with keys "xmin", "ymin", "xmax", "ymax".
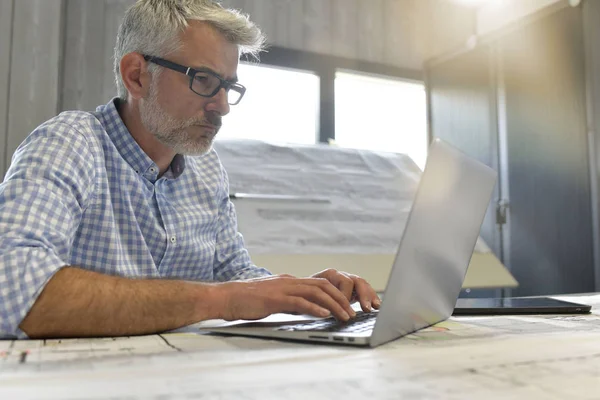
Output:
[
  {"xmin": 212, "ymin": 165, "xmax": 271, "ymax": 282},
  {"xmin": 0, "ymin": 121, "xmax": 96, "ymax": 339}
]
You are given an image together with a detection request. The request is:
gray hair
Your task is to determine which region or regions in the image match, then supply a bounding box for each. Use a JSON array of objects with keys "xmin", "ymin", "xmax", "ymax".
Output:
[{"xmin": 113, "ymin": 0, "xmax": 266, "ymax": 100}]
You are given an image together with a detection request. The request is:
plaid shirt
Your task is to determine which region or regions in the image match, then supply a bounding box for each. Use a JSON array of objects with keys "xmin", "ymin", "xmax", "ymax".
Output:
[{"xmin": 0, "ymin": 98, "xmax": 271, "ymax": 339}]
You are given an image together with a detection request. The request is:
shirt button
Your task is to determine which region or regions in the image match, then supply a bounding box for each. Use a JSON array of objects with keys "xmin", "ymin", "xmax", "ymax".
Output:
[
  {"xmin": 150, "ymin": 167, "xmax": 157, "ymax": 173},
  {"xmin": 170, "ymin": 236, "xmax": 177, "ymax": 244}
]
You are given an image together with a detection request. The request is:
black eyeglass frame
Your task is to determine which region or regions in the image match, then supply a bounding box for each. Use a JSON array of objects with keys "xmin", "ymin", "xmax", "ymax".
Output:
[{"xmin": 143, "ymin": 55, "xmax": 246, "ymax": 105}]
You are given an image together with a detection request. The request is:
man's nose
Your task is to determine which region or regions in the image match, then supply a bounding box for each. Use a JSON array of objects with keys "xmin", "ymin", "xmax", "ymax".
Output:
[{"xmin": 206, "ymin": 87, "xmax": 230, "ymax": 116}]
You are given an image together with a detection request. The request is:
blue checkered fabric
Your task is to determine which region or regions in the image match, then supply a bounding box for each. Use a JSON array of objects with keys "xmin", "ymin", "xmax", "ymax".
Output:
[{"xmin": 0, "ymin": 98, "xmax": 271, "ymax": 339}]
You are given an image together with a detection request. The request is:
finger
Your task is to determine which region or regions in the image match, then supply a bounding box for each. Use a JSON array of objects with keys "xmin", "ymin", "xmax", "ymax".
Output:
[
  {"xmin": 294, "ymin": 279, "xmax": 355, "ymax": 320},
  {"xmin": 279, "ymin": 296, "xmax": 331, "ymax": 318},
  {"xmin": 309, "ymin": 277, "xmax": 356, "ymax": 317},
  {"xmin": 349, "ymin": 276, "xmax": 379, "ymax": 312},
  {"xmin": 298, "ymin": 285, "xmax": 353, "ymax": 321},
  {"xmin": 335, "ymin": 273, "xmax": 355, "ymax": 302},
  {"xmin": 317, "ymin": 270, "xmax": 354, "ymax": 302}
]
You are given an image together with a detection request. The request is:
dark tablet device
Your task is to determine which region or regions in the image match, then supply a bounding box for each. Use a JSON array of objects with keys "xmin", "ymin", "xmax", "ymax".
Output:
[{"xmin": 453, "ymin": 297, "xmax": 592, "ymax": 315}]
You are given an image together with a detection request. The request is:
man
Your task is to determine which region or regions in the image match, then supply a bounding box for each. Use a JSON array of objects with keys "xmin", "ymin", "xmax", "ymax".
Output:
[{"xmin": 0, "ymin": 0, "xmax": 380, "ymax": 340}]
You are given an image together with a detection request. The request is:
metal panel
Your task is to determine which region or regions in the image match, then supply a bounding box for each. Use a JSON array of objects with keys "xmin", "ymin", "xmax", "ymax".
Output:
[
  {"xmin": 427, "ymin": 47, "xmax": 501, "ymax": 261},
  {"xmin": 583, "ymin": 0, "xmax": 600, "ymax": 291},
  {"xmin": 357, "ymin": 0, "xmax": 385, "ymax": 64},
  {"xmin": 0, "ymin": 0, "xmax": 14, "ymax": 178},
  {"xmin": 61, "ymin": 0, "xmax": 106, "ymax": 112},
  {"xmin": 7, "ymin": 0, "xmax": 64, "ymax": 169},
  {"xmin": 331, "ymin": 0, "xmax": 359, "ymax": 59},
  {"xmin": 502, "ymin": 6, "xmax": 594, "ymax": 296},
  {"xmin": 303, "ymin": 0, "xmax": 332, "ymax": 54}
]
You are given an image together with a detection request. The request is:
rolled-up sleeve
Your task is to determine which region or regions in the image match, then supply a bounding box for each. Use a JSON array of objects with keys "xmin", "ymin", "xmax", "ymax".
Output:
[
  {"xmin": 212, "ymin": 166, "xmax": 271, "ymax": 282},
  {"xmin": 0, "ymin": 122, "xmax": 95, "ymax": 338}
]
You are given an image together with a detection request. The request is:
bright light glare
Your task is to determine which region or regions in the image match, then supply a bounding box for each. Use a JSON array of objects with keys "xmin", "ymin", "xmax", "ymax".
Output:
[
  {"xmin": 334, "ymin": 72, "xmax": 428, "ymax": 170},
  {"xmin": 450, "ymin": 0, "xmax": 502, "ymax": 7},
  {"xmin": 217, "ymin": 63, "xmax": 319, "ymax": 145}
]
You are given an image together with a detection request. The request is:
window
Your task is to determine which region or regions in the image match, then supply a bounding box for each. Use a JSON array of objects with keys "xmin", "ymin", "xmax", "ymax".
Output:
[
  {"xmin": 218, "ymin": 48, "xmax": 429, "ymax": 169},
  {"xmin": 334, "ymin": 71, "xmax": 428, "ymax": 170},
  {"xmin": 217, "ymin": 62, "xmax": 319, "ymax": 145}
]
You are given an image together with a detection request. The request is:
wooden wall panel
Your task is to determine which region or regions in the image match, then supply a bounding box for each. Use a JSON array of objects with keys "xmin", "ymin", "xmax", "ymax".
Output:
[
  {"xmin": 102, "ymin": 1, "xmax": 134, "ymax": 102},
  {"xmin": 0, "ymin": 0, "xmax": 14, "ymax": 177},
  {"xmin": 358, "ymin": 0, "xmax": 385, "ymax": 64},
  {"xmin": 384, "ymin": 0, "xmax": 423, "ymax": 71},
  {"xmin": 6, "ymin": 0, "xmax": 63, "ymax": 170},
  {"xmin": 270, "ymin": 0, "xmax": 303, "ymax": 49},
  {"xmin": 282, "ymin": 0, "xmax": 304, "ymax": 50},
  {"xmin": 427, "ymin": 0, "xmax": 476, "ymax": 59},
  {"xmin": 303, "ymin": 0, "xmax": 333, "ymax": 54},
  {"xmin": 62, "ymin": 0, "xmax": 106, "ymax": 111},
  {"xmin": 248, "ymin": 0, "xmax": 276, "ymax": 45},
  {"xmin": 221, "ymin": 0, "xmax": 246, "ymax": 10},
  {"xmin": 331, "ymin": 0, "xmax": 359, "ymax": 59}
]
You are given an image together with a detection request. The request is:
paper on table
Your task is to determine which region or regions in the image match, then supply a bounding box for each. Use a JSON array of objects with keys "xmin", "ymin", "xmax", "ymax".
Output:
[
  {"xmin": 173, "ymin": 312, "xmax": 322, "ymax": 332},
  {"xmin": 214, "ymin": 140, "xmax": 496, "ymax": 256},
  {"xmin": 2, "ymin": 330, "xmax": 600, "ymax": 400}
]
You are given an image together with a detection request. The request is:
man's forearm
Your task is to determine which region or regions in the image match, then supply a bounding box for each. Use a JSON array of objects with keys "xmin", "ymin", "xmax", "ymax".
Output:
[{"xmin": 19, "ymin": 267, "xmax": 223, "ymax": 339}]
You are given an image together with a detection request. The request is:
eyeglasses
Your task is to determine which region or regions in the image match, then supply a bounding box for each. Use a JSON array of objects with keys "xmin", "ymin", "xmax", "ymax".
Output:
[{"xmin": 143, "ymin": 55, "xmax": 246, "ymax": 105}]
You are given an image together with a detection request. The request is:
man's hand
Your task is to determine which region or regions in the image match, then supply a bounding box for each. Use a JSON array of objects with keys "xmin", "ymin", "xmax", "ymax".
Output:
[
  {"xmin": 311, "ymin": 269, "xmax": 381, "ymax": 313},
  {"xmin": 216, "ymin": 274, "xmax": 359, "ymax": 322},
  {"xmin": 216, "ymin": 270, "xmax": 381, "ymax": 322}
]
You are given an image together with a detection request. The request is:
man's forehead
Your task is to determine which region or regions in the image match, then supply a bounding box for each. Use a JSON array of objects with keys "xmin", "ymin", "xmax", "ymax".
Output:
[{"xmin": 178, "ymin": 20, "xmax": 239, "ymax": 78}]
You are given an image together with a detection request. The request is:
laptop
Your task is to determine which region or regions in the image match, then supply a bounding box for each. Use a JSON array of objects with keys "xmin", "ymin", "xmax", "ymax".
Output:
[{"xmin": 202, "ymin": 138, "xmax": 498, "ymax": 348}]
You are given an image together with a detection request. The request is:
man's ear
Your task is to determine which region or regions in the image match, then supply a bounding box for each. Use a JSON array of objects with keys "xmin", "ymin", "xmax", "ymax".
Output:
[{"xmin": 120, "ymin": 53, "xmax": 151, "ymax": 100}]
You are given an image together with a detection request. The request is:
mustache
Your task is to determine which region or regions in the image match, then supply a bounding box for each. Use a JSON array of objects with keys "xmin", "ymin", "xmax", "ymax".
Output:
[
  {"xmin": 178, "ymin": 114, "xmax": 221, "ymax": 131},
  {"xmin": 192, "ymin": 113, "xmax": 221, "ymax": 128}
]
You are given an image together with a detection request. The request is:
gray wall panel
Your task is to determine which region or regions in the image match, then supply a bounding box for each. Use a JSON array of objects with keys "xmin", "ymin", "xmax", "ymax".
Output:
[
  {"xmin": 428, "ymin": 47, "xmax": 501, "ymax": 258},
  {"xmin": 583, "ymin": 0, "xmax": 600, "ymax": 290},
  {"xmin": 303, "ymin": 0, "xmax": 332, "ymax": 54},
  {"xmin": 62, "ymin": 0, "xmax": 106, "ymax": 111},
  {"xmin": 103, "ymin": 1, "xmax": 134, "ymax": 102},
  {"xmin": 0, "ymin": 0, "xmax": 14, "ymax": 178},
  {"xmin": 502, "ymin": 7, "xmax": 594, "ymax": 295},
  {"xmin": 384, "ymin": 0, "xmax": 421, "ymax": 71},
  {"xmin": 358, "ymin": 0, "xmax": 385, "ymax": 64},
  {"xmin": 7, "ymin": 0, "xmax": 64, "ymax": 169},
  {"xmin": 248, "ymin": 0, "xmax": 275, "ymax": 46},
  {"xmin": 331, "ymin": 0, "xmax": 359, "ymax": 59}
]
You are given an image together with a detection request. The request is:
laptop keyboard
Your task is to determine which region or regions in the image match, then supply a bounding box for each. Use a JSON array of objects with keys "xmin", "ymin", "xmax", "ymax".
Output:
[{"xmin": 276, "ymin": 311, "xmax": 378, "ymax": 333}]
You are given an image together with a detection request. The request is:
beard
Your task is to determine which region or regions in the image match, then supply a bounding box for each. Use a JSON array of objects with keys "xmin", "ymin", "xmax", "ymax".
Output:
[{"xmin": 139, "ymin": 83, "xmax": 221, "ymax": 156}]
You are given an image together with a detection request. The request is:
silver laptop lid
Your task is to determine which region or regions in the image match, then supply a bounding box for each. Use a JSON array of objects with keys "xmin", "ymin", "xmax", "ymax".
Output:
[{"xmin": 370, "ymin": 138, "xmax": 497, "ymax": 347}]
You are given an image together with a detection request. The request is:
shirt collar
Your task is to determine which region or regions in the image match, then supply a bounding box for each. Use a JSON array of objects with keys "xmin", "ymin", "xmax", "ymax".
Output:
[{"xmin": 95, "ymin": 98, "xmax": 186, "ymax": 180}]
